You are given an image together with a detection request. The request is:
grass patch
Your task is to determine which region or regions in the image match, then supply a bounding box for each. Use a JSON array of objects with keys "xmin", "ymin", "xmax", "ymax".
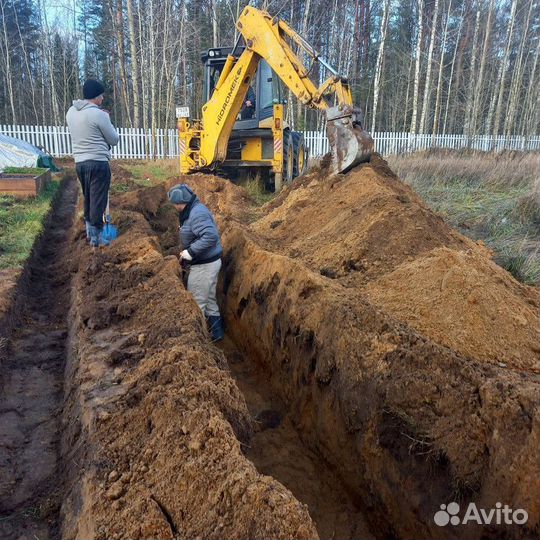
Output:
[
  {"xmin": 388, "ymin": 151, "xmax": 540, "ymax": 285},
  {"xmin": 110, "ymin": 182, "xmax": 131, "ymax": 194},
  {"xmin": 242, "ymin": 175, "xmax": 275, "ymax": 206},
  {"xmin": 121, "ymin": 159, "xmax": 179, "ymax": 186},
  {"xmin": 0, "ymin": 180, "xmax": 59, "ymax": 269},
  {"xmin": 2, "ymin": 167, "xmax": 48, "ymax": 175}
]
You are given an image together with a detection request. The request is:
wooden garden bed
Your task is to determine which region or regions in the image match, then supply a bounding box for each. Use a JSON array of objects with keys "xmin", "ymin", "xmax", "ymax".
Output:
[{"xmin": 0, "ymin": 169, "xmax": 51, "ymax": 197}]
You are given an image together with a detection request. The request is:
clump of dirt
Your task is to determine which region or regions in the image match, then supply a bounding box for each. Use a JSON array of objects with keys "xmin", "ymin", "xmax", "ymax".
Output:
[
  {"xmin": 0, "ymin": 268, "xmax": 21, "ymax": 334},
  {"xmin": 62, "ymin": 200, "xmax": 317, "ymax": 539},
  {"xmin": 167, "ymin": 173, "xmax": 258, "ymax": 224},
  {"xmin": 366, "ymin": 246, "xmax": 539, "ymax": 370}
]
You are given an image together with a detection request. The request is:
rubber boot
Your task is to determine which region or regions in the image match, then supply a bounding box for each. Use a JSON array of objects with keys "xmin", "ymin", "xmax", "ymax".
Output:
[
  {"xmin": 207, "ymin": 315, "xmax": 224, "ymax": 342},
  {"xmin": 88, "ymin": 225, "xmax": 99, "ymax": 247},
  {"xmin": 98, "ymin": 228, "xmax": 110, "ymax": 247},
  {"xmin": 85, "ymin": 220, "xmax": 91, "ymax": 241}
]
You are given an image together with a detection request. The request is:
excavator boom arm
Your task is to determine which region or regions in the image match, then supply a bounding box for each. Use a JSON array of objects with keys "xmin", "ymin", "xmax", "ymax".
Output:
[{"xmin": 189, "ymin": 6, "xmax": 373, "ymax": 176}]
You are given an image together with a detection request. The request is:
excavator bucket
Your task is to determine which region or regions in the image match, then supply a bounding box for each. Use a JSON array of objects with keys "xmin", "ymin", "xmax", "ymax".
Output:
[{"xmin": 326, "ymin": 105, "xmax": 374, "ymax": 174}]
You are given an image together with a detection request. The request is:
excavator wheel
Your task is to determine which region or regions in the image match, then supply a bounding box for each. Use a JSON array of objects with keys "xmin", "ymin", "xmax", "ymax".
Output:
[
  {"xmin": 283, "ymin": 130, "xmax": 295, "ymax": 183},
  {"xmin": 292, "ymin": 132, "xmax": 308, "ymax": 177}
]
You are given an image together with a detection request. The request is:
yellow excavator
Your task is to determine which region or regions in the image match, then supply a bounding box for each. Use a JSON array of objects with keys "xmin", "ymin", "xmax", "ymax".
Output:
[{"xmin": 177, "ymin": 5, "xmax": 373, "ymax": 190}]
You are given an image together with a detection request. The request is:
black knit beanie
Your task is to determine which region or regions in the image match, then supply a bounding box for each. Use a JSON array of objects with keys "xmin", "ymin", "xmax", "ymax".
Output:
[{"xmin": 83, "ymin": 79, "xmax": 105, "ymax": 100}]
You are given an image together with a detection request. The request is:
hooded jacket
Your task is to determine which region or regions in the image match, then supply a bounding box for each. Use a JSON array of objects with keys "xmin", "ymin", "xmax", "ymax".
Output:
[
  {"xmin": 179, "ymin": 193, "xmax": 222, "ymax": 265},
  {"xmin": 66, "ymin": 100, "xmax": 119, "ymax": 162}
]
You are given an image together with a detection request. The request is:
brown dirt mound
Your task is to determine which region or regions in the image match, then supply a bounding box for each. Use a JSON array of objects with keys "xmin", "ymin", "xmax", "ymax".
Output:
[
  {"xmin": 74, "ymin": 156, "xmax": 538, "ymax": 539},
  {"xmin": 172, "ymin": 155, "xmax": 539, "ymax": 539},
  {"xmin": 253, "ymin": 155, "xmax": 482, "ymax": 285},
  {"xmin": 366, "ymin": 246, "xmax": 539, "ymax": 370},
  {"xmin": 247, "ymin": 157, "xmax": 538, "ymax": 370},
  {"xmin": 61, "ymin": 207, "xmax": 317, "ymax": 539},
  {"xmin": 168, "ymin": 173, "xmax": 258, "ymax": 224}
]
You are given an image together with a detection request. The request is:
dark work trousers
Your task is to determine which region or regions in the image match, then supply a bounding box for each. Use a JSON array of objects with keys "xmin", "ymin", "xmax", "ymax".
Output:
[{"xmin": 75, "ymin": 160, "xmax": 111, "ymax": 230}]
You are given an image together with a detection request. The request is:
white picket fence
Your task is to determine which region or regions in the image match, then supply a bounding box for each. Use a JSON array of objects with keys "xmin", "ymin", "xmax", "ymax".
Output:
[
  {"xmin": 302, "ymin": 130, "xmax": 540, "ymax": 155},
  {"xmin": 1, "ymin": 124, "xmax": 539, "ymax": 159}
]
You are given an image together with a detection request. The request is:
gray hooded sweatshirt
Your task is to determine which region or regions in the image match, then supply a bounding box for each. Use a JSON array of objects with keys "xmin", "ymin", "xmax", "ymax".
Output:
[{"xmin": 66, "ymin": 100, "xmax": 119, "ymax": 162}]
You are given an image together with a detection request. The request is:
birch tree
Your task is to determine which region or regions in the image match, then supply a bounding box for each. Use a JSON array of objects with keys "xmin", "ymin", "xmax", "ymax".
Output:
[
  {"xmin": 371, "ymin": 0, "xmax": 389, "ymax": 133},
  {"xmin": 409, "ymin": 0, "xmax": 424, "ymax": 135},
  {"xmin": 469, "ymin": 0, "xmax": 494, "ymax": 137},
  {"xmin": 432, "ymin": 0, "xmax": 452, "ymax": 136},
  {"xmin": 126, "ymin": 0, "xmax": 141, "ymax": 127},
  {"xmin": 419, "ymin": 0, "xmax": 440, "ymax": 134},
  {"xmin": 490, "ymin": 0, "xmax": 517, "ymax": 136}
]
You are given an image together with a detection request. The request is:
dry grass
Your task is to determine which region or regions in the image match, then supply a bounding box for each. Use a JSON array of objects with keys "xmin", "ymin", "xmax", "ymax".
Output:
[{"xmin": 389, "ymin": 151, "xmax": 540, "ymax": 285}]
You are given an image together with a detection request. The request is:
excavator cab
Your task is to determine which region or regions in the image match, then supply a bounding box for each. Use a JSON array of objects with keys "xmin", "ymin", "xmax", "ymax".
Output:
[
  {"xmin": 200, "ymin": 46, "xmax": 307, "ymax": 188},
  {"xmin": 202, "ymin": 48, "xmax": 284, "ymax": 128}
]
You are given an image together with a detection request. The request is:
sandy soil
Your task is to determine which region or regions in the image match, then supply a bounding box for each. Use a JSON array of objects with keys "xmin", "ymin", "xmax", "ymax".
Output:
[{"xmin": 0, "ymin": 156, "xmax": 537, "ymax": 540}]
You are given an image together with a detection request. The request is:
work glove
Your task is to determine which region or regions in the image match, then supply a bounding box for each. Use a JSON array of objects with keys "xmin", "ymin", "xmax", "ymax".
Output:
[{"xmin": 181, "ymin": 249, "xmax": 193, "ymax": 261}]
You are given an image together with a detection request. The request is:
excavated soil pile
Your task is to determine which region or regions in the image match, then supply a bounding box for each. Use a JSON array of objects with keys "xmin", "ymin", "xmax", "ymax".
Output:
[
  {"xmin": 169, "ymin": 155, "xmax": 539, "ymax": 540},
  {"xmin": 61, "ymin": 197, "xmax": 317, "ymax": 539},
  {"xmin": 252, "ymin": 155, "xmax": 539, "ymax": 371}
]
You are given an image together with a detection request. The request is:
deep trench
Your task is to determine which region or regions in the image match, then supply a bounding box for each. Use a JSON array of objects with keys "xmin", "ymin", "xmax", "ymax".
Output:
[
  {"xmin": 218, "ymin": 335, "xmax": 375, "ymax": 540},
  {"xmin": 149, "ymin": 203, "xmax": 377, "ymax": 539},
  {"xmin": 0, "ymin": 175, "xmax": 77, "ymax": 540},
  {"xmin": 2, "ymin": 178, "xmax": 376, "ymax": 539}
]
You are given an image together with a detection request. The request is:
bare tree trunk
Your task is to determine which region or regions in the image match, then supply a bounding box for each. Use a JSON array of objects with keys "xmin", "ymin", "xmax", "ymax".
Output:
[
  {"xmin": 110, "ymin": 0, "xmax": 132, "ymax": 126},
  {"xmin": 470, "ymin": 0, "xmax": 494, "ymax": 136},
  {"xmin": 0, "ymin": 0, "xmax": 17, "ymax": 123},
  {"xmin": 211, "ymin": 0, "xmax": 218, "ymax": 47},
  {"xmin": 409, "ymin": 0, "xmax": 424, "ymax": 135},
  {"xmin": 463, "ymin": 5, "xmax": 480, "ymax": 137},
  {"xmin": 295, "ymin": 0, "xmax": 311, "ymax": 126},
  {"xmin": 419, "ymin": 0, "xmax": 440, "ymax": 134},
  {"xmin": 371, "ymin": 0, "xmax": 389, "ymax": 133},
  {"xmin": 442, "ymin": 4, "xmax": 464, "ymax": 135},
  {"xmin": 137, "ymin": 0, "xmax": 149, "ymax": 135},
  {"xmin": 402, "ymin": 51, "xmax": 414, "ymax": 132},
  {"xmin": 432, "ymin": 0, "xmax": 452, "ymax": 137},
  {"xmin": 521, "ymin": 13, "xmax": 540, "ymax": 136},
  {"xmin": 41, "ymin": 3, "xmax": 61, "ymax": 125},
  {"xmin": 492, "ymin": 0, "xmax": 517, "ymax": 137},
  {"xmin": 504, "ymin": 0, "xmax": 533, "ymax": 136},
  {"xmin": 127, "ymin": 0, "xmax": 141, "ymax": 127},
  {"xmin": 148, "ymin": 0, "xmax": 158, "ymax": 155}
]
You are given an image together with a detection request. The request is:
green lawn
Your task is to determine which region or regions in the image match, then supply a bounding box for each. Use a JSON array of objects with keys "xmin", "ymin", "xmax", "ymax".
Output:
[
  {"xmin": 121, "ymin": 159, "xmax": 179, "ymax": 186},
  {"xmin": 0, "ymin": 180, "xmax": 59, "ymax": 269}
]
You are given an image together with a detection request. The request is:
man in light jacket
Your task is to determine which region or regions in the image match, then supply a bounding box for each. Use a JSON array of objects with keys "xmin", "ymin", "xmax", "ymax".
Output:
[
  {"xmin": 168, "ymin": 184, "xmax": 224, "ymax": 341},
  {"xmin": 66, "ymin": 79, "xmax": 119, "ymax": 247}
]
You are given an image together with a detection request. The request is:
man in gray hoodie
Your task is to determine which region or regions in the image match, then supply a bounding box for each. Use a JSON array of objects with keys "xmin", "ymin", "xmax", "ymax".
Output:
[{"xmin": 66, "ymin": 79, "xmax": 119, "ymax": 247}]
